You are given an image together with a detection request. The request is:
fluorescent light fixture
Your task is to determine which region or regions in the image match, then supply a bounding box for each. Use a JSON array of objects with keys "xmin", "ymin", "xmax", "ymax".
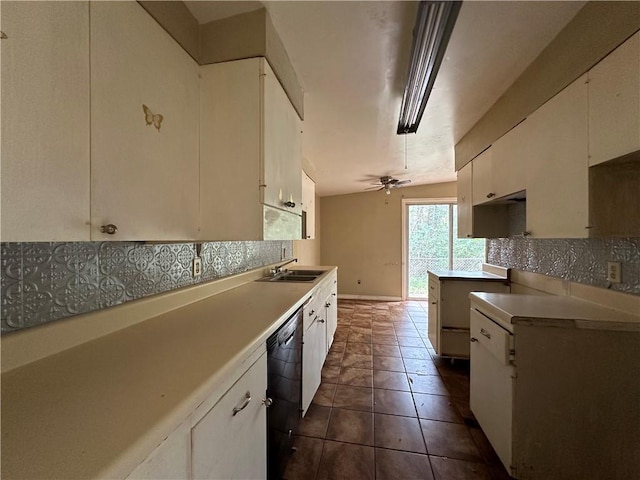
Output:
[{"xmin": 397, "ymin": 1, "xmax": 462, "ymax": 135}]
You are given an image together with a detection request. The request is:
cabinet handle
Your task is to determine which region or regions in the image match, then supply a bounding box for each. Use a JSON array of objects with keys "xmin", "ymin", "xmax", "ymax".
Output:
[
  {"xmin": 480, "ymin": 328, "xmax": 491, "ymax": 339},
  {"xmin": 470, "ymin": 337, "xmax": 478, "ymax": 343},
  {"xmin": 232, "ymin": 391, "xmax": 252, "ymax": 416},
  {"xmin": 486, "ymin": 192, "xmax": 496, "ymax": 198},
  {"xmin": 262, "ymin": 397, "xmax": 273, "ymax": 408},
  {"xmin": 284, "ymin": 201, "xmax": 296, "ymax": 208},
  {"xmin": 430, "ymin": 301, "xmax": 437, "ymax": 305},
  {"xmin": 100, "ymin": 224, "xmax": 118, "ymax": 235}
]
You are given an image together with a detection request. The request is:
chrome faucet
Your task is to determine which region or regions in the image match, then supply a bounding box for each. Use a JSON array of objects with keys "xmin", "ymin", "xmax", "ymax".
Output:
[{"xmin": 270, "ymin": 258, "xmax": 298, "ymax": 276}]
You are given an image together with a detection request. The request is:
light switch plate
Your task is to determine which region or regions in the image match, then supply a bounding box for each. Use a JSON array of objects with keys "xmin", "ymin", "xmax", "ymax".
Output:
[
  {"xmin": 193, "ymin": 257, "xmax": 202, "ymax": 278},
  {"xmin": 607, "ymin": 262, "xmax": 621, "ymax": 284}
]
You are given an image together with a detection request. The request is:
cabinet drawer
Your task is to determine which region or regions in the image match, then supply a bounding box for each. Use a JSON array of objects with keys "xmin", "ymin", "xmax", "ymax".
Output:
[{"xmin": 470, "ymin": 309, "xmax": 512, "ymax": 365}]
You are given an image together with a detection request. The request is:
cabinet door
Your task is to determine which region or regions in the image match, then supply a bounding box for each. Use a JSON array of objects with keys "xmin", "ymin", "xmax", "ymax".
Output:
[
  {"xmin": 457, "ymin": 163, "xmax": 473, "ymax": 238},
  {"xmin": 324, "ymin": 279, "xmax": 338, "ymax": 352},
  {"xmin": 191, "ymin": 354, "xmax": 267, "ymax": 480},
  {"xmin": 127, "ymin": 424, "xmax": 190, "ymax": 480},
  {"xmin": 525, "ymin": 75, "xmax": 589, "ymax": 238},
  {"xmin": 262, "ymin": 60, "xmax": 302, "ymax": 215},
  {"xmin": 427, "ymin": 280, "xmax": 440, "ymax": 351},
  {"xmin": 90, "ymin": 2, "xmax": 199, "ymax": 241},
  {"xmin": 471, "ymin": 148, "xmax": 494, "ymax": 205},
  {"xmin": 492, "ymin": 119, "xmax": 527, "ymax": 199},
  {"xmin": 1, "ymin": 1, "xmax": 90, "ymax": 241},
  {"xmin": 302, "ymin": 318, "xmax": 325, "ymax": 415},
  {"xmin": 588, "ymin": 32, "xmax": 640, "ymax": 166},
  {"xmin": 199, "ymin": 60, "xmax": 263, "ymax": 241},
  {"xmin": 301, "ymin": 171, "xmax": 316, "ymax": 239}
]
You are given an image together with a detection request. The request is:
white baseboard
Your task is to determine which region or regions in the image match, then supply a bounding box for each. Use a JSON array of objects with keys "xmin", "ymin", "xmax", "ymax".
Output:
[{"xmin": 338, "ymin": 294, "xmax": 403, "ymax": 302}]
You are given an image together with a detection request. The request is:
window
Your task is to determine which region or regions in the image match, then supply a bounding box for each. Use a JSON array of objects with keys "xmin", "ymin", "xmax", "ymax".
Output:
[{"xmin": 404, "ymin": 201, "xmax": 486, "ymax": 299}]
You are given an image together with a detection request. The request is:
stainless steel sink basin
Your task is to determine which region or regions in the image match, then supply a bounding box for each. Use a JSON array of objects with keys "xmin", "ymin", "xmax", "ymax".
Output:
[
  {"xmin": 269, "ymin": 275, "xmax": 318, "ymax": 282},
  {"xmin": 285, "ymin": 270, "xmax": 325, "ymax": 276},
  {"xmin": 257, "ymin": 269, "xmax": 325, "ymax": 283}
]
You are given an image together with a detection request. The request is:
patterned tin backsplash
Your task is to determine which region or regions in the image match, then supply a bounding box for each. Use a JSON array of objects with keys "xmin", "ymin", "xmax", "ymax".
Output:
[
  {"xmin": 1, "ymin": 240, "xmax": 293, "ymax": 333},
  {"xmin": 488, "ymin": 237, "xmax": 640, "ymax": 295}
]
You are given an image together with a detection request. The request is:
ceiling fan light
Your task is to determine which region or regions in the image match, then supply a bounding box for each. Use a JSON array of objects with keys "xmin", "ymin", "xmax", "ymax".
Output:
[{"xmin": 397, "ymin": 1, "xmax": 462, "ymax": 135}]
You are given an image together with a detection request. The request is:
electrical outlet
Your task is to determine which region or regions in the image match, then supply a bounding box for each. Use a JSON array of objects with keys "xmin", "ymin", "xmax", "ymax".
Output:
[
  {"xmin": 193, "ymin": 257, "xmax": 202, "ymax": 278},
  {"xmin": 607, "ymin": 262, "xmax": 621, "ymax": 284}
]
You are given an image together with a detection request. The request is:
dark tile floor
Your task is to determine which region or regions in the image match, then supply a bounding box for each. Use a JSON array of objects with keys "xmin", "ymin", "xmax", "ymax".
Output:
[{"xmin": 283, "ymin": 299, "xmax": 512, "ymax": 480}]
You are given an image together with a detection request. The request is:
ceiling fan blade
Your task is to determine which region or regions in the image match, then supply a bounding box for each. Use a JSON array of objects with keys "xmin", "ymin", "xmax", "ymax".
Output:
[
  {"xmin": 394, "ymin": 180, "xmax": 412, "ymax": 187},
  {"xmin": 364, "ymin": 186, "xmax": 381, "ymax": 190}
]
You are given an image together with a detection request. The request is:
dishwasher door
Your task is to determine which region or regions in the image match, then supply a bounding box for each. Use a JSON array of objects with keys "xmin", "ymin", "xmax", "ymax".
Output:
[
  {"xmin": 267, "ymin": 308, "xmax": 302, "ymax": 480},
  {"xmin": 469, "ymin": 308, "xmax": 515, "ymax": 476}
]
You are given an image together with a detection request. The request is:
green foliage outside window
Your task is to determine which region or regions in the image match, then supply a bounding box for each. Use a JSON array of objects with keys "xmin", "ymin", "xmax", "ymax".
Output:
[{"xmin": 408, "ymin": 204, "xmax": 485, "ymax": 298}]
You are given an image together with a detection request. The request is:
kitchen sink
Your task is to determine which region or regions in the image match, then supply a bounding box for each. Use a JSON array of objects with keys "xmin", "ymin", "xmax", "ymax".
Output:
[
  {"xmin": 257, "ymin": 269, "xmax": 325, "ymax": 283},
  {"xmin": 269, "ymin": 275, "xmax": 318, "ymax": 282},
  {"xmin": 285, "ymin": 270, "xmax": 325, "ymax": 276}
]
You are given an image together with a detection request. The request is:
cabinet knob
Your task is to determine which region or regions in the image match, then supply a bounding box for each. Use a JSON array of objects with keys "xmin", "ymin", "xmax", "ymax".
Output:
[
  {"xmin": 522, "ymin": 231, "xmax": 531, "ymax": 237},
  {"xmin": 232, "ymin": 391, "xmax": 252, "ymax": 416},
  {"xmin": 325, "ymin": 302, "xmax": 331, "ymax": 308},
  {"xmin": 100, "ymin": 224, "xmax": 118, "ymax": 235},
  {"xmin": 284, "ymin": 201, "xmax": 296, "ymax": 208},
  {"xmin": 486, "ymin": 192, "xmax": 496, "ymax": 198},
  {"xmin": 430, "ymin": 302, "xmax": 437, "ymax": 305},
  {"xmin": 466, "ymin": 234, "xmax": 472, "ymax": 238},
  {"xmin": 319, "ymin": 319, "xmax": 325, "ymax": 323},
  {"xmin": 262, "ymin": 397, "xmax": 273, "ymax": 408},
  {"xmin": 308, "ymin": 309, "xmax": 315, "ymax": 316},
  {"xmin": 470, "ymin": 337, "xmax": 478, "ymax": 343}
]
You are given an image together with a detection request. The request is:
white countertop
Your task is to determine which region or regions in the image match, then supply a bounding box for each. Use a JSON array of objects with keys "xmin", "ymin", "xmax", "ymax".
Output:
[
  {"xmin": 1, "ymin": 266, "xmax": 336, "ymax": 480},
  {"xmin": 470, "ymin": 292, "xmax": 640, "ymax": 332},
  {"xmin": 428, "ymin": 270, "xmax": 508, "ymax": 282}
]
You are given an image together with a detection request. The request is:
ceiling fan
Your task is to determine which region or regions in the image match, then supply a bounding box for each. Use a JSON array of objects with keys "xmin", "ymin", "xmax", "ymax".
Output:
[{"xmin": 365, "ymin": 175, "xmax": 412, "ymax": 195}]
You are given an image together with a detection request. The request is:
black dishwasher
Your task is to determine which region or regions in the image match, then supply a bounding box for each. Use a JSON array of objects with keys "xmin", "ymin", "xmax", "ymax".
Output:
[{"xmin": 266, "ymin": 307, "xmax": 302, "ymax": 479}]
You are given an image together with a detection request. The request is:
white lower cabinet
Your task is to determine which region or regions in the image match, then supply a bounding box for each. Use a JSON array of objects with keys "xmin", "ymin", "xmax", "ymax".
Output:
[
  {"xmin": 470, "ymin": 308, "xmax": 515, "ymax": 476},
  {"xmin": 191, "ymin": 353, "xmax": 267, "ymax": 480},
  {"xmin": 428, "ymin": 273, "xmax": 509, "ymax": 358},
  {"xmin": 323, "ymin": 279, "xmax": 338, "ymax": 353},
  {"xmin": 302, "ymin": 313, "xmax": 325, "ymax": 416},
  {"xmin": 126, "ymin": 424, "xmax": 190, "ymax": 480},
  {"xmin": 301, "ymin": 271, "xmax": 337, "ymax": 415}
]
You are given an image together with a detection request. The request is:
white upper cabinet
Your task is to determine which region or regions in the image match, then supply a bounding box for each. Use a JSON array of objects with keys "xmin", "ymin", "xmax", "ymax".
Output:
[
  {"xmin": 1, "ymin": 1, "xmax": 91, "ymax": 241},
  {"xmin": 200, "ymin": 57, "xmax": 302, "ymax": 240},
  {"xmin": 491, "ymin": 118, "xmax": 528, "ymax": 199},
  {"xmin": 457, "ymin": 163, "xmax": 473, "ymax": 238},
  {"xmin": 301, "ymin": 170, "xmax": 316, "ymax": 239},
  {"xmin": 525, "ymin": 74, "xmax": 589, "ymax": 238},
  {"xmin": 471, "ymin": 148, "xmax": 493, "ymax": 206},
  {"xmin": 263, "ymin": 66, "xmax": 303, "ymax": 215},
  {"xmin": 588, "ymin": 31, "xmax": 640, "ymax": 166},
  {"xmin": 90, "ymin": 1, "xmax": 200, "ymax": 241}
]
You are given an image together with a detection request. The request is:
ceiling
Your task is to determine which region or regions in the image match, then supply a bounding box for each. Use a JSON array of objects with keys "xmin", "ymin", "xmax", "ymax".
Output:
[{"xmin": 186, "ymin": 1, "xmax": 586, "ymax": 197}]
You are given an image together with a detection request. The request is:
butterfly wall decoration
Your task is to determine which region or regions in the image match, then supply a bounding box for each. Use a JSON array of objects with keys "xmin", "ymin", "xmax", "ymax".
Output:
[{"xmin": 142, "ymin": 104, "xmax": 163, "ymax": 131}]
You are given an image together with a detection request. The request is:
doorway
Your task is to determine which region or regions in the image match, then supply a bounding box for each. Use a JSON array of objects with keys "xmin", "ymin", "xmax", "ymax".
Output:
[{"xmin": 402, "ymin": 199, "xmax": 486, "ymax": 299}]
